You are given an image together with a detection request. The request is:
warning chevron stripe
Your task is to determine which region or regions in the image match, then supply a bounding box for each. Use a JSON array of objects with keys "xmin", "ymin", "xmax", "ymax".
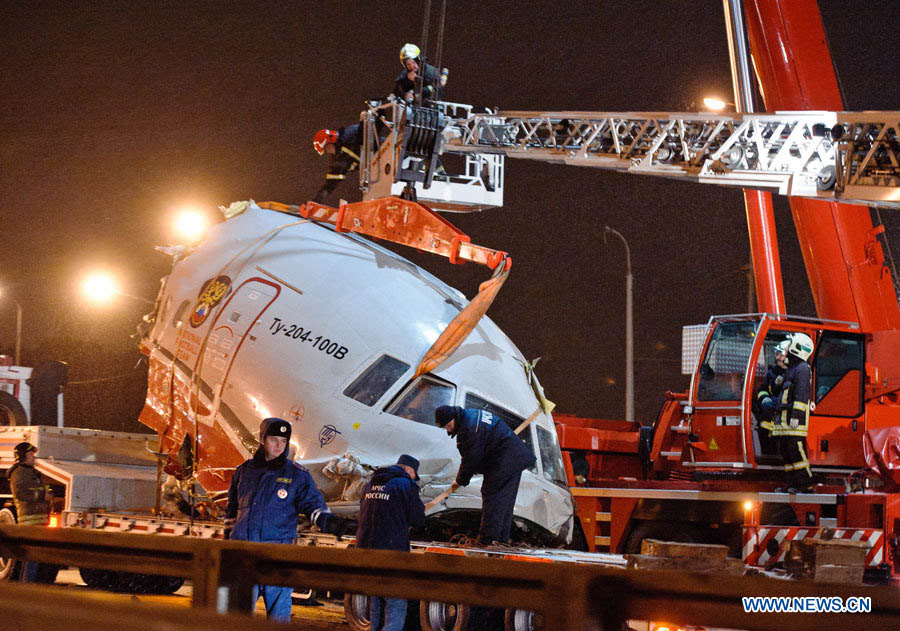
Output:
[{"xmin": 743, "ymin": 526, "xmax": 884, "ymax": 567}]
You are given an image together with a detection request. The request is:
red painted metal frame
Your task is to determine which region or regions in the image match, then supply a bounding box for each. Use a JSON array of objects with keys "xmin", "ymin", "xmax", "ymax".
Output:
[{"xmin": 744, "ymin": 0, "xmax": 900, "ymax": 332}]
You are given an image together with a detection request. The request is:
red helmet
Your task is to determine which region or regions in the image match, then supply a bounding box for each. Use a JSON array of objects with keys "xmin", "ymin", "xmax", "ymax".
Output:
[{"xmin": 313, "ymin": 129, "xmax": 339, "ymax": 155}]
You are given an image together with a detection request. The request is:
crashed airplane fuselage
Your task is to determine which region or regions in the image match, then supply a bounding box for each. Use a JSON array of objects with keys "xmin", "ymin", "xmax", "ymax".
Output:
[{"xmin": 139, "ymin": 202, "xmax": 574, "ymax": 544}]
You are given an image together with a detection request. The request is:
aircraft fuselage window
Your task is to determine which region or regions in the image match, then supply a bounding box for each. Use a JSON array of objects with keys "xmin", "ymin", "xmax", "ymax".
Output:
[
  {"xmin": 387, "ymin": 375, "xmax": 456, "ymax": 425},
  {"xmin": 536, "ymin": 425, "xmax": 568, "ymax": 488},
  {"xmin": 343, "ymin": 355, "xmax": 411, "ymax": 407},
  {"xmin": 171, "ymin": 299, "xmax": 190, "ymax": 329},
  {"xmin": 464, "ymin": 394, "xmax": 538, "ymax": 474},
  {"xmin": 697, "ymin": 321, "xmax": 757, "ymax": 401}
]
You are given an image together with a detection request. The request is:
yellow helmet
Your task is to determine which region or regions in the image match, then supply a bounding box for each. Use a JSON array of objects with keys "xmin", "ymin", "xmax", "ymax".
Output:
[{"xmin": 399, "ymin": 43, "xmax": 421, "ymax": 64}]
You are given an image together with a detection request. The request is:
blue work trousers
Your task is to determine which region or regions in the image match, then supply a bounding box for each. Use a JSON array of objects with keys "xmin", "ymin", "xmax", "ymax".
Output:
[
  {"xmin": 252, "ymin": 584, "xmax": 293, "ymax": 622},
  {"xmin": 370, "ymin": 596, "xmax": 407, "ymax": 631},
  {"xmin": 480, "ymin": 471, "xmax": 524, "ymax": 544},
  {"xmin": 19, "ymin": 561, "xmax": 40, "ymax": 583}
]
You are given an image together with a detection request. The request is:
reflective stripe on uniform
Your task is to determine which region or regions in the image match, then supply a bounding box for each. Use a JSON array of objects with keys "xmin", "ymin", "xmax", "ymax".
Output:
[
  {"xmin": 341, "ymin": 146, "xmax": 360, "ymax": 162},
  {"xmin": 793, "ymin": 401, "xmax": 809, "ymax": 411},
  {"xmin": 325, "ymin": 174, "xmax": 346, "ymax": 180},
  {"xmin": 17, "ymin": 514, "xmax": 48, "ymax": 526}
]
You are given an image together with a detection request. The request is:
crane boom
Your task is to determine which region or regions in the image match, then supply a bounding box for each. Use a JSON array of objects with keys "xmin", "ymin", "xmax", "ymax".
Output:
[{"xmin": 443, "ymin": 109, "xmax": 900, "ymax": 209}]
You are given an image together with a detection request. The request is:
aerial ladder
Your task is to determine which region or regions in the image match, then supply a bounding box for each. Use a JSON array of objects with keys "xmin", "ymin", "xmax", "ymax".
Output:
[{"xmin": 347, "ymin": 0, "xmax": 900, "ymax": 579}]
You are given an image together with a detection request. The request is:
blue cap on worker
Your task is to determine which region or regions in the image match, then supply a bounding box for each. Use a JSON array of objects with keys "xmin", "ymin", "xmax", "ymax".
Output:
[
  {"xmin": 397, "ymin": 454, "xmax": 420, "ymax": 480},
  {"xmin": 434, "ymin": 405, "xmax": 462, "ymax": 428}
]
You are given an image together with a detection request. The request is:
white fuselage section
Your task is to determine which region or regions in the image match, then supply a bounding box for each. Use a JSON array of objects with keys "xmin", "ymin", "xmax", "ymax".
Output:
[{"xmin": 142, "ymin": 203, "xmax": 573, "ymax": 541}]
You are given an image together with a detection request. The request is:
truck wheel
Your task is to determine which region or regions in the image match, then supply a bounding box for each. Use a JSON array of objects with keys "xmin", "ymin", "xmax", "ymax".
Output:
[
  {"xmin": 623, "ymin": 521, "xmax": 704, "ymax": 554},
  {"xmin": 504, "ymin": 609, "xmax": 544, "ymax": 631},
  {"xmin": 0, "ymin": 508, "xmax": 21, "ymax": 581},
  {"xmin": 35, "ymin": 564, "xmax": 60, "ymax": 584},
  {"xmin": 0, "ymin": 391, "xmax": 28, "ymax": 426},
  {"xmin": 79, "ymin": 567, "xmax": 116, "ymax": 590},
  {"xmin": 344, "ymin": 593, "xmax": 372, "ymax": 631},
  {"xmin": 420, "ymin": 600, "xmax": 469, "ymax": 631}
]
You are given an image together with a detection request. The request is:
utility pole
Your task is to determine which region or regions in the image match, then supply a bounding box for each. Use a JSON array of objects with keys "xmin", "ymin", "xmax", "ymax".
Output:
[{"xmin": 603, "ymin": 227, "xmax": 634, "ymax": 422}]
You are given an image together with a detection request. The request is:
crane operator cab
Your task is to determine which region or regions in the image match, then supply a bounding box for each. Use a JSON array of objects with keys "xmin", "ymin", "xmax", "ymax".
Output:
[{"xmin": 665, "ymin": 314, "xmax": 866, "ymax": 483}]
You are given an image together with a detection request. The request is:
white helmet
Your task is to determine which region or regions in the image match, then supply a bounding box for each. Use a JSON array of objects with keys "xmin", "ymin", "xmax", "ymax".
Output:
[
  {"xmin": 787, "ymin": 332, "xmax": 814, "ymax": 362},
  {"xmin": 400, "ymin": 43, "xmax": 421, "ymax": 64},
  {"xmin": 774, "ymin": 340, "xmax": 790, "ymax": 356}
]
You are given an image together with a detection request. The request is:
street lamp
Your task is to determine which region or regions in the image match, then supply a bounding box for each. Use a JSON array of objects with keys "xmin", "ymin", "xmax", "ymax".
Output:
[
  {"xmin": 702, "ymin": 96, "xmax": 735, "ymax": 112},
  {"xmin": 172, "ymin": 207, "xmax": 210, "ymax": 243},
  {"xmin": 80, "ymin": 271, "xmax": 153, "ymax": 306},
  {"xmin": 0, "ymin": 289, "xmax": 24, "ymax": 365},
  {"xmin": 603, "ymin": 226, "xmax": 634, "ymax": 423}
]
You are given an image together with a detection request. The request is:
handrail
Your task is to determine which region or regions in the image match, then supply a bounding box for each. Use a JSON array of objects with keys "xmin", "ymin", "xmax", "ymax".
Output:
[{"xmin": 2, "ymin": 524, "xmax": 900, "ymax": 630}]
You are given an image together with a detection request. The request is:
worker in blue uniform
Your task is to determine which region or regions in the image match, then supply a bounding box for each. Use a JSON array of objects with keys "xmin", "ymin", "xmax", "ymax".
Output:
[
  {"xmin": 771, "ymin": 333, "xmax": 816, "ymax": 493},
  {"xmin": 226, "ymin": 418, "xmax": 348, "ymax": 622},
  {"xmin": 434, "ymin": 405, "xmax": 535, "ymax": 544},
  {"xmin": 356, "ymin": 454, "xmax": 425, "ymax": 631}
]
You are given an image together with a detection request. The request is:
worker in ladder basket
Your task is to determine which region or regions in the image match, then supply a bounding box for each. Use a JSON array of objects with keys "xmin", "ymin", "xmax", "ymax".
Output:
[
  {"xmin": 771, "ymin": 333, "xmax": 816, "ymax": 493},
  {"xmin": 312, "ymin": 124, "xmax": 362, "ymax": 205},
  {"xmin": 434, "ymin": 405, "xmax": 535, "ymax": 544},
  {"xmin": 394, "ymin": 43, "xmax": 446, "ymax": 104},
  {"xmin": 755, "ymin": 339, "xmax": 789, "ymax": 453}
]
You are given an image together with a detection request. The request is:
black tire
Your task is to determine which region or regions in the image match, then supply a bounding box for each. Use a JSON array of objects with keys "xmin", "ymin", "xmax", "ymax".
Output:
[
  {"xmin": 80, "ymin": 567, "xmax": 116, "ymax": 590},
  {"xmin": 624, "ymin": 521, "xmax": 706, "ymax": 554},
  {"xmin": 420, "ymin": 601, "xmax": 469, "ymax": 631},
  {"xmin": 345, "ymin": 593, "xmax": 372, "ymax": 631},
  {"xmin": 0, "ymin": 508, "xmax": 21, "ymax": 581},
  {"xmin": 34, "ymin": 563, "xmax": 60, "ymax": 584},
  {"xmin": 0, "ymin": 391, "xmax": 28, "ymax": 426}
]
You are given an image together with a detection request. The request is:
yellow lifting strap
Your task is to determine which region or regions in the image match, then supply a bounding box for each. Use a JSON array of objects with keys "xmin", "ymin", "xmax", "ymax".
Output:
[{"xmin": 413, "ymin": 263, "xmax": 510, "ymax": 379}]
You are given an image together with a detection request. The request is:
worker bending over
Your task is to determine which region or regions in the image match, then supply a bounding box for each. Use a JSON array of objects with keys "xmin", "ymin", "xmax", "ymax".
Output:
[
  {"xmin": 226, "ymin": 418, "xmax": 348, "ymax": 622},
  {"xmin": 771, "ymin": 333, "xmax": 816, "ymax": 493},
  {"xmin": 312, "ymin": 124, "xmax": 362, "ymax": 205},
  {"xmin": 356, "ymin": 454, "xmax": 425, "ymax": 631},
  {"xmin": 434, "ymin": 405, "xmax": 535, "ymax": 544}
]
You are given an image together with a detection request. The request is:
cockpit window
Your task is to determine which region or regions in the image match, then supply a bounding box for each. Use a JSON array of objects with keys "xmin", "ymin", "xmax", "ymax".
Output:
[
  {"xmin": 697, "ymin": 321, "xmax": 758, "ymax": 401},
  {"xmin": 343, "ymin": 355, "xmax": 410, "ymax": 407},
  {"xmin": 464, "ymin": 394, "xmax": 538, "ymax": 474},
  {"xmin": 387, "ymin": 375, "xmax": 456, "ymax": 425},
  {"xmin": 536, "ymin": 425, "xmax": 568, "ymax": 488}
]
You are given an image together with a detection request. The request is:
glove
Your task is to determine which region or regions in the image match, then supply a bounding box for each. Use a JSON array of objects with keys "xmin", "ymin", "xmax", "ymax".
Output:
[
  {"xmin": 790, "ymin": 417, "xmax": 800, "ymax": 430},
  {"xmin": 323, "ymin": 515, "xmax": 350, "ymax": 540}
]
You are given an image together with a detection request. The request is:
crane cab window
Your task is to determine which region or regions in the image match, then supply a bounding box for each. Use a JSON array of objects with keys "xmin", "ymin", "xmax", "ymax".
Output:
[
  {"xmin": 813, "ymin": 332, "xmax": 863, "ymax": 417},
  {"xmin": 464, "ymin": 394, "xmax": 538, "ymax": 474},
  {"xmin": 386, "ymin": 375, "xmax": 456, "ymax": 425},
  {"xmin": 697, "ymin": 321, "xmax": 757, "ymax": 401},
  {"xmin": 343, "ymin": 355, "xmax": 410, "ymax": 406}
]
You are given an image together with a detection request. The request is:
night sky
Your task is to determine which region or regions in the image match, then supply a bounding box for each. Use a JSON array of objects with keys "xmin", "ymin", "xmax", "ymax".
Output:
[{"xmin": 2, "ymin": 1, "xmax": 898, "ymax": 432}]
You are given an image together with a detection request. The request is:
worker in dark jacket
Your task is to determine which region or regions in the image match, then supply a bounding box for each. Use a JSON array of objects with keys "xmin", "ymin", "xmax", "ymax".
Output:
[
  {"xmin": 771, "ymin": 333, "xmax": 815, "ymax": 493},
  {"xmin": 755, "ymin": 339, "xmax": 789, "ymax": 450},
  {"xmin": 434, "ymin": 406, "xmax": 535, "ymax": 544},
  {"xmin": 8, "ymin": 442, "xmax": 52, "ymax": 582},
  {"xmin": 394, "ymin": 43, "xmax": 444, "ymax": 104},
  {"xmin": 312, "ymin": 124, "xmax": 362, "ymax": 205},
  {"xmin": 226, "ymin": 418, "xmax": 348, "ymax": 622},
  {"xmin": 356, "ymin": 454, "xmax": 425, "ymax": 631}
]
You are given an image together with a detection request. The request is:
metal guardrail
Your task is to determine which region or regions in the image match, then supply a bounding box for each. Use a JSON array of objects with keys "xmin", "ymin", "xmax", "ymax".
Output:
[
  {"xmin": 2, "ymin": 524, "xmax": 900, "ymax": 630},
  {"xmin": 0, "ymin": 581, "xmax": 279, "ymax": 631}
]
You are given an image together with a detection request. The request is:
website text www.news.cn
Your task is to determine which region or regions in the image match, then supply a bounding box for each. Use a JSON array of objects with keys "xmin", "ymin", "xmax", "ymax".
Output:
[{"xmin": 742, "ymin": 596, "xmax": 871, "ymax": 613}]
